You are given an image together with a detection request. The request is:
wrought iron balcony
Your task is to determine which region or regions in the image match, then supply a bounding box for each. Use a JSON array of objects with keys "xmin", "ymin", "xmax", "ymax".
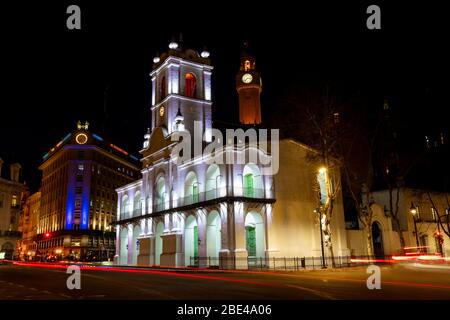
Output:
[{"xmin": 116, "ymin": 186, "xmax": 275, "ymax": 224}]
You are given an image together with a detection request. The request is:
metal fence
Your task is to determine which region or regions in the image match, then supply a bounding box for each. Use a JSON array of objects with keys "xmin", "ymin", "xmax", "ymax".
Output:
[
  {"xmin": 189, "ymin": 256, "xmax": 360, "ymax": 270},
  {"xmin": 189, "ymin": 255, "xmax": 397, "ymax": 270}
]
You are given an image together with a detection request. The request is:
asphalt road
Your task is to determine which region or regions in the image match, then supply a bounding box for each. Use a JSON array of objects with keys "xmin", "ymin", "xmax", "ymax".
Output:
[{"xmin": 1, "ymin": 262, "xmax": 450, "ymax": 300}]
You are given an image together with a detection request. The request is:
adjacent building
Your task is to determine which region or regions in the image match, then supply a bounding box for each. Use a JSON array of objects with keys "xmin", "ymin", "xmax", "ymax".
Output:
[
  {"xmin": 114, "ymin": 41, "xmax": 349, "ymax": 268},
  {"xmin": 18, "ymin": 191, "xmax": 41, "ymax": 260},
  {"xmin": 0, "ymin": 159, "xmax": 25, "ymax": 259},
  {"xmin": 35, "ymin": 122, "xmax": 140, "ymax": 261},
  {"xmin": 347, "ymin": 187, "xmax": 450, "ymax": 257}
]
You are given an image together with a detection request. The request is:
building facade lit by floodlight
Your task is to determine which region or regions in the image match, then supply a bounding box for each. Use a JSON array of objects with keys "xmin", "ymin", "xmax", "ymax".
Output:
[{"xmin": 113, "ymin": 41, "xmax": 350, "ymax": 268}]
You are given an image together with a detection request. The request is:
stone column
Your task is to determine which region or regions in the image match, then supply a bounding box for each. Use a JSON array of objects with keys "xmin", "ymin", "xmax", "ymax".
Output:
[
  {"xmin": 219, "ymin": 203, "xmax": 232, "ymax": 269},
  {"xmin": 232, "ymin": 202, "xmax": 248, "ymax": 269},
  {"xmin": 137, "ymin": 236, "xmax": 151, "ymax": 266},
  {"xmin": 160, "ymin": 233, "xmax": 183, "ymax": 267},
  {"xmin": 197, "ymin": 211, "xmax": 207, "ymax": 267}
]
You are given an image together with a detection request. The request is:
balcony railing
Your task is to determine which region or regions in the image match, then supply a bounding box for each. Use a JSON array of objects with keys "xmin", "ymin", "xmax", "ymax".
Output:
[
  {"xmin": 151, "ymin": 187, "xmax": 267, "ymax": 212},
  {"xmin": 118, "ymin": 187, "xmax": 273, "ymax": 222},
  {"xmin": 132, "ymin": 208, "xmax": 142, "ymax": 217}
]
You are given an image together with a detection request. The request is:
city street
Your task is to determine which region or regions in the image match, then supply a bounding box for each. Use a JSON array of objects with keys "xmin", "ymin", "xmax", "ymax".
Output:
[{"xmin": 1, "ymin": 262, "xmax": 450, "ymax": 300}]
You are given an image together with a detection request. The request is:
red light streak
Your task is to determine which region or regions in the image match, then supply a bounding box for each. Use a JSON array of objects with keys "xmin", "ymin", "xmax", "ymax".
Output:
[
  {"xmin": 350, "ymin": 258, "xmax": 394, "ymax": 263},
  {"xmin": 110, "ymin": 144, "xmax": 129, "ymax": 156}
]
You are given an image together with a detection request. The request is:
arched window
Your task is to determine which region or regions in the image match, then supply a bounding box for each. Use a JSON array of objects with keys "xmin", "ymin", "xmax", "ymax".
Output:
[
  {"xmin": 121, "ymin": 195, "xmax": 130, "ymax": 219},
  {"xmin": 160, "ymin": 76, "xmax": 166, "ymax": 100},
  {"xmin": 184, "ymin": 171, "xmax": 199, "ymax": 204},
  {"xmin": 244, "ymin": 60, "xmax": 251, "ymax": 71},
  {"xmin": 185, "ymin": 73, "xmax": 197, "ymax": 98},
  {"xmin": 242, "ymin": 163, "xmax": 263, "ymax": 198},
  {"xmin": 205, "ymin": 164, "xmax": 221, "ymax": 199},
  {"xmin": 155, "ymin": 177, "xmax": 166, "ymax": 211},
  {"xmin": 133, "ymin": 191, "xmax": 141, "ymax": 216}
]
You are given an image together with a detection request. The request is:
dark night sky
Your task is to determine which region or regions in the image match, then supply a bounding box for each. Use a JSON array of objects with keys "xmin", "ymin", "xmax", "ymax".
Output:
[{"xmin": 1, "ymin": 1, "xmax": 449, "ymax": 192}]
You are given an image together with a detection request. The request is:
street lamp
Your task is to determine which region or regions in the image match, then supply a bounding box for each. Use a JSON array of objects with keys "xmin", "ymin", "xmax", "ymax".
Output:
[
  {"xmin": 409, "ymin": 202, "xmax": 420, "ymax": 248},
  {"xmin": 314, "ymin": 208, "xmax": 326, "ymax": 269}
]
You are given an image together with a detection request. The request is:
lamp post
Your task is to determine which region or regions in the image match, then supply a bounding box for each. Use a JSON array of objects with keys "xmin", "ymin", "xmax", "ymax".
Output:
[
  {"xmin": 314, "ymin": 208, "xmax": 326, "ymax": 268},
  {"xmin": 409, "ymin": 202, "xmax": 420, "ymax": 248}
]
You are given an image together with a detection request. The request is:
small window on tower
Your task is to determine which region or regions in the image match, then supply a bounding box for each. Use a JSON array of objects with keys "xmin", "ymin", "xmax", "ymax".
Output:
[
  {"xmin": 244, "ymin": 60, "xmax": 251, "ymax": 71},
  {"xmin": 185, "ymin": 73, "xmax": 197, "ymax": 98},
  {"xmin": 160, "ymin": 76, "xmax": 166, "ymax": 100}
]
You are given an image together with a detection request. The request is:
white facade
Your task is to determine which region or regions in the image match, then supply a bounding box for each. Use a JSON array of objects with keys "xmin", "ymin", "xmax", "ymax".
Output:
[{"xmin": 114, "ymin": 43, "xmax": 350, "ymax": 268}]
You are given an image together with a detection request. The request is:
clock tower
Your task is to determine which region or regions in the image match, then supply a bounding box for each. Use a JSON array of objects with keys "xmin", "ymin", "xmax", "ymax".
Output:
[{"xmin": 236, "ymin": 45, "xmax": 262, "ymax": 125}]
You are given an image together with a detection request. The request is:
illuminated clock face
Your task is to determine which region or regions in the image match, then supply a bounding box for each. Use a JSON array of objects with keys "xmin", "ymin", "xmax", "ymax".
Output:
[
  {"xmin": 242, "ymin": 73, "xmax": 253, "ymax": 84},
  {"xmin": 159, "ymin": 106, "xmax": 165, "ymax": 117},
  {"xmin": 75, "ymin": 133, "xmax": 88, "ymax": 145}
]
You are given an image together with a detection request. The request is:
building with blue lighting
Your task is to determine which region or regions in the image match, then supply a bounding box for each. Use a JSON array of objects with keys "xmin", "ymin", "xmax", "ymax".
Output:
[{"xmin": 36, "ymin": 122, "xmax": 140, "ymax": 261}]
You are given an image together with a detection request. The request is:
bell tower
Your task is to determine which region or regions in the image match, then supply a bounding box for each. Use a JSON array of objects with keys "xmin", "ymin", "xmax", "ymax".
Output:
[
  {"xmin": 236, "ymin": 44, "xmax": 262, "ymax": 125},
  {"xmin": 149, "ymin": 38, "xmax": 213, "ymax": 141}
]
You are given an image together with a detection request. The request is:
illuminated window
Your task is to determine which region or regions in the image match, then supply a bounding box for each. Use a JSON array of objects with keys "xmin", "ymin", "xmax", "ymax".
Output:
[
  {"xmin": 185, "ymin": 73, "xmax": 197, "ymax": 98},
  {"xmin": 11, "ymin": 195, "xmax": 18, "ymax": 208},
  {"xmin": 244, "ymin": 60, "xmax": 251, "ymax": 71}
]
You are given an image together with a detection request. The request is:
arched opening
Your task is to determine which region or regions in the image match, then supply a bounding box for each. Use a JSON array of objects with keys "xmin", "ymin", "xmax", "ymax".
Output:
[
  {"xmin": 184, "ymin": 171, "xmax": 199, "ymax": 205},
  {"xmin": 184, "ymin": 215, "xmax": 199, "ymax": 266},
  {"xmin": 243, "ymin": 164, "xmax": 263, "ymax": 198},
  {"xmin": 155, "ymin": 176, "xmax": 166, "ymax": 211},
  {"xmin": 119, "ymin": 228, "xmax": 128, "ymax": 265},
  {"xmin": 155, "ymin": 222, "xmax": 164, "ymax": 265},
  {"xmin": 121, "ymin": 195, "xmax": 130, "ymax": 219},
  {"xmin": 372, "ymin": 222, "xmax": 384, "ymax": 258},
  {"xmin": 133, "ymin": 191, "xmax": 141, "ymax": 217},
  {"xmin": 131, "ymin": 225, "xmax": 141, "ymax": 265},
  {"xmin": 185, "ymin": 73, "xmax": 197, "ymax": 98},
  {"xmin": 206, "ymin": 211, "xmax": 221, "ymax": 264},
  {"xmin": 160, "ymin": 76, "xmax": 166, "ymax": 100},
  {"xmin": 205, "ymin": 164, "xmax": 221, "ymax": 200},
  {"xmin": 245, "ymin": 212, "xmax": 265, "ymax": 264}
]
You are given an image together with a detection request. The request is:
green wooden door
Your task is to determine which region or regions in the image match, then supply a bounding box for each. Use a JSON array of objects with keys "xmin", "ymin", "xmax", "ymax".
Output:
[
  {"xmin": 244, "ymin": 174, "xmax": 253, "ymax": 197},
  {"xmin": 246, "ymin": 226, "xmax": 256, "ymax": 257},
  {"xmin": 192, "ymin": 185, "xmax": 199, "ymax": 203},
  {"xmin": 193, "ymin": 226, "xmax": 199, "ymax": 258}
]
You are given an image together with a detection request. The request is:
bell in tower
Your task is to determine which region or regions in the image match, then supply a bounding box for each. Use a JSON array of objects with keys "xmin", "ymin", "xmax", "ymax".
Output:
[{"xmin": 236, "ymin": 42, "xmax": 262, "ymax": 125}]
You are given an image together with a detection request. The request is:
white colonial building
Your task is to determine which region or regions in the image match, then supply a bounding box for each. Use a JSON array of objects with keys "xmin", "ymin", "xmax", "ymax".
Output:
[{"xmin": 114, "ymin": 41, "xmax": 350, "ymax": 268}]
